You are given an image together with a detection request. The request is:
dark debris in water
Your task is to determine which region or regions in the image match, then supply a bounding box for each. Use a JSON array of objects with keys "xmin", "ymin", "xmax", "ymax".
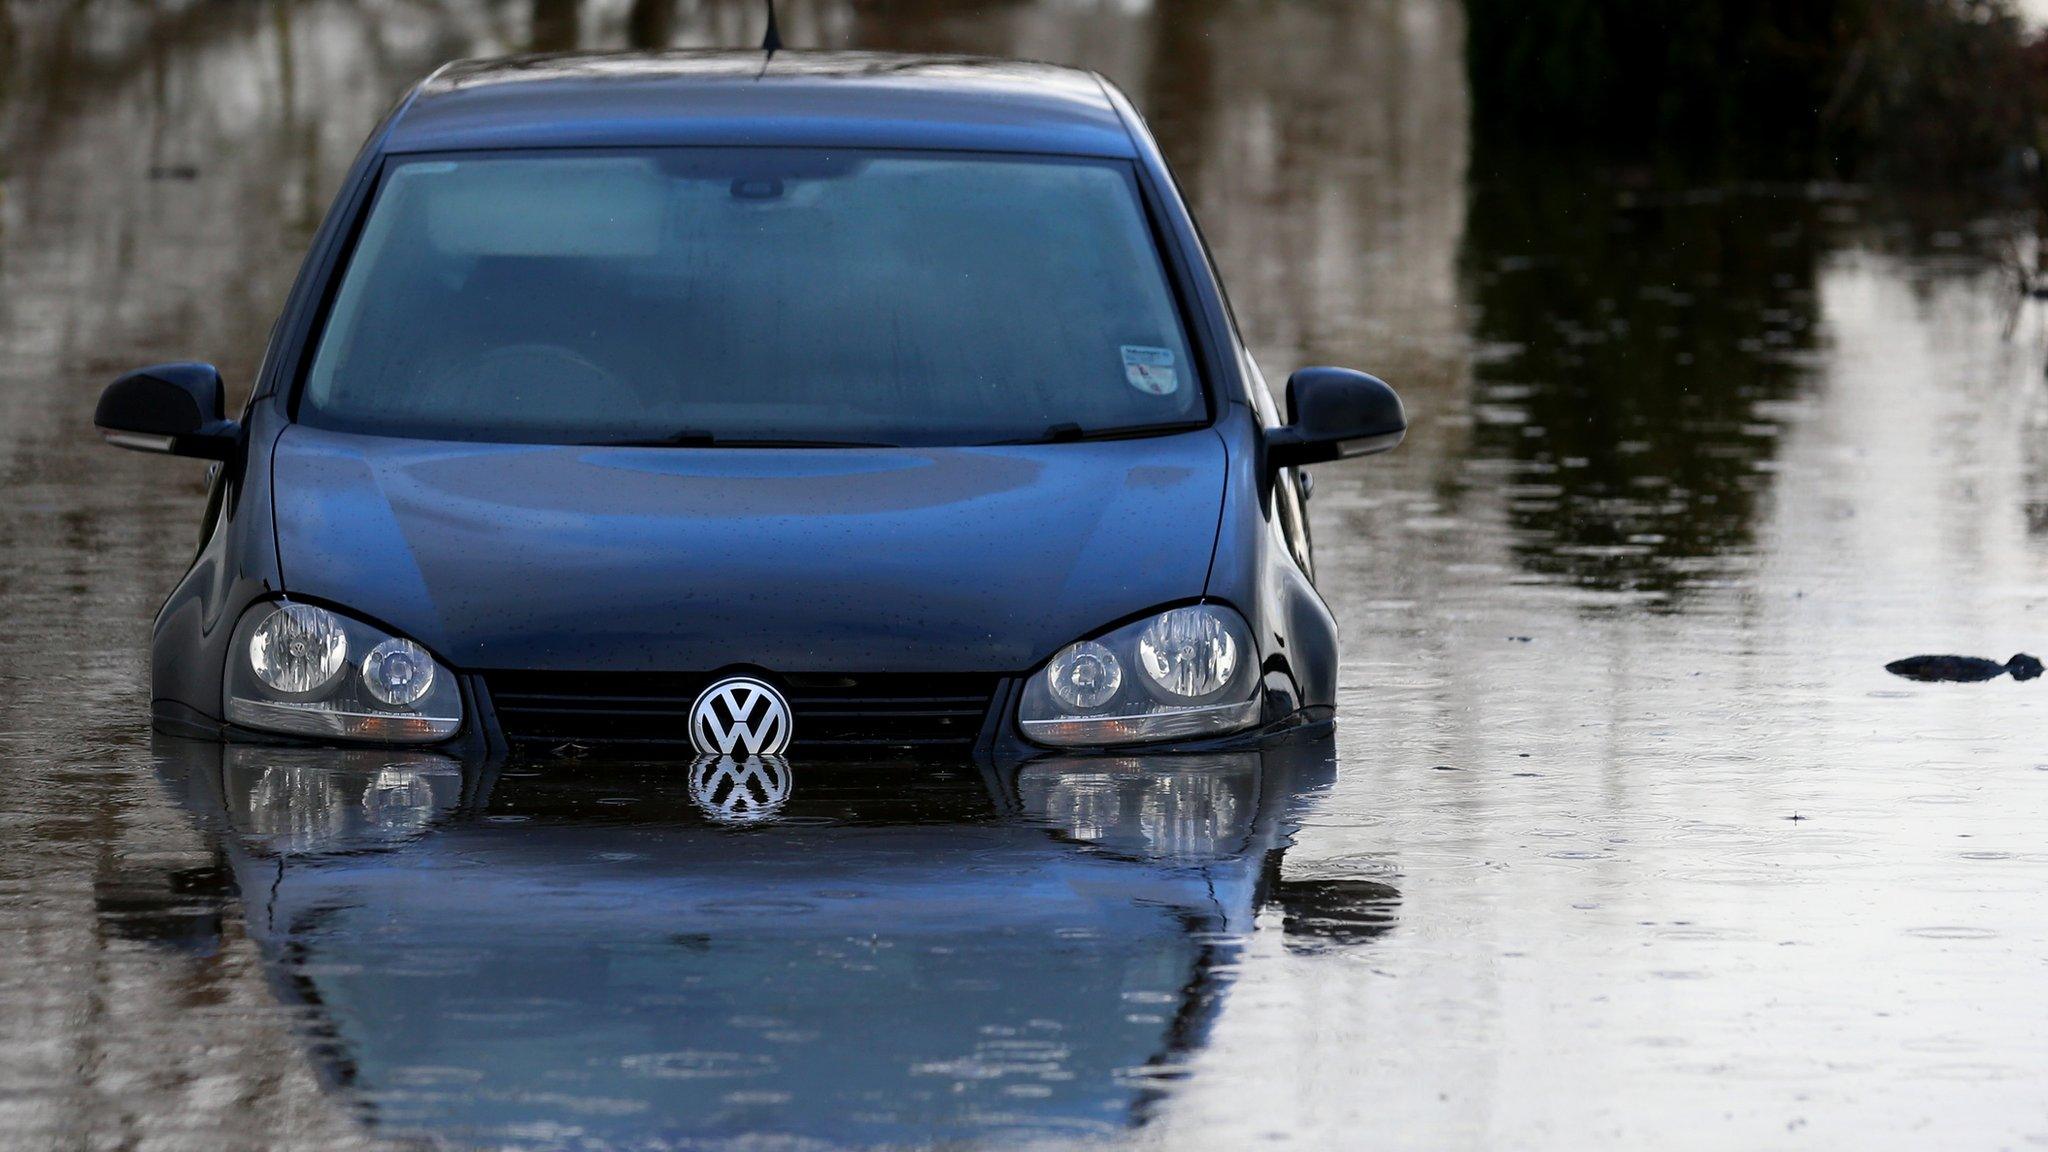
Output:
[{"xmin": 1884, "ymin": 653, "xmax": 2043, "ymax": 683}]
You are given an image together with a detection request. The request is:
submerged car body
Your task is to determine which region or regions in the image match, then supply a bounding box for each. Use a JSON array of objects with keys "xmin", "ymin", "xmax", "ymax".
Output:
[{"xmin": 94, "ymin": 52, "xmax": 1406, "ymax": 761}]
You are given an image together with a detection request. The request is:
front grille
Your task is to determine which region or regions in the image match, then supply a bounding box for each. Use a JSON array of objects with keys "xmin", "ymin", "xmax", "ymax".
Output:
[{"xmin": 483, "ymin": 670, "xmax": 1003, "ymax": 756}]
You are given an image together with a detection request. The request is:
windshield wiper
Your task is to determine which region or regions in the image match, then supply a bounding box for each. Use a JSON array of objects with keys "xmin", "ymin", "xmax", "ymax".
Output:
[
  {"xmin": 582, "ymin": 429, "xmax": 900, "ymax": 449},
  {"xmin": 978, "ymin": 421, "xmax": 1206, "ymax": 446}
]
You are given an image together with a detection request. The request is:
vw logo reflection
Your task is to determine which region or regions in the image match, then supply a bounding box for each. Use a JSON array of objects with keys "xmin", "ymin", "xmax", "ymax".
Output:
[{"xmin": 687, "ymin": 753, "xmax": 793, "ymax": 825}]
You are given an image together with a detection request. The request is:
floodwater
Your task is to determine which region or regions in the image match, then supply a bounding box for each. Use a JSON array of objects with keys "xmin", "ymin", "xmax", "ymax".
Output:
[{"xmin": 4, "ymin": 2, "xmax": 2047, "ymax": 1149}]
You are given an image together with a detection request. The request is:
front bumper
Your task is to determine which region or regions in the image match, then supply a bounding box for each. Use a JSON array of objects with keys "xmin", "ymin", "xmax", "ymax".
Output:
[{"xmin": 156, "ymin": 670, "xmax": 1331, "ymax": 765}]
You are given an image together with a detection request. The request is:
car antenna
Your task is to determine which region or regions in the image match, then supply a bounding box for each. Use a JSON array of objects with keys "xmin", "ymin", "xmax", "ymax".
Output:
[{"xmin": 761, "ymin": 0, "xmax": 783, "ymax": 55}]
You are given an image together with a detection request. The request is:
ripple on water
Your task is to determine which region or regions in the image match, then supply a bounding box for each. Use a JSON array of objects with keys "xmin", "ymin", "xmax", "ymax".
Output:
[
  {"xmin": 1915, "ymin": 1062, "xmax": 2026, "ymax": 1082},
  {"xmin": 1286, "ymin": 853, "xmax": 1402, "ymax": 882},
  {"xmin": 622, "ymin": 1051, "xmax": 777, "ymax": 1080},
  {"xmin": 1903, "ymin": 926, "xmax": 2000, "ymax": 940},
  {"xmin": 1899, "ymin": 1034, "xmax": 1984, "ymax": 1054},
  {"xmin": 1655, "ymin": 926, "xmax": 1725, "ymax": 941},
  {"xmin": 388, "ymin": 1064, "xmax": 486, "ymax": 1087},
  {"xmin": 721, "ymin": 1090, "xmax": 795, "ymax": 1106},
  {"xmin": 693, "ymin": 899, "xmax": 819, "ymax": 916}
]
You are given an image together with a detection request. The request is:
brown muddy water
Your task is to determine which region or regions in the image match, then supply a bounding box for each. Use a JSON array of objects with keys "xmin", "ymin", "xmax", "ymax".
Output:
[{"xmin": 5, "ymin": 3, "xmax": 2048, "ymax": 1149}]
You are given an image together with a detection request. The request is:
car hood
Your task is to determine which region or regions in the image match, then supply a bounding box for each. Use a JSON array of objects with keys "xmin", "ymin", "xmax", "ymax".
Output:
[{"xmin": 270, "ymin": 426, "xmax": 1226, "ymax": 672}]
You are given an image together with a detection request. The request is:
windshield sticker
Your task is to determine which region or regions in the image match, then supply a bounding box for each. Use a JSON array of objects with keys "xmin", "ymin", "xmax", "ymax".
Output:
[{"xmin": 1121, "ymin": 345, "xmax": 1180, "ymax": 396}]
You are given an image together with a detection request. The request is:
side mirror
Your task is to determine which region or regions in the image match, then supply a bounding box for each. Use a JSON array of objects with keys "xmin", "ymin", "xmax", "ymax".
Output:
[
  {"xmin": 1265, "ymin": 367, "xmax": 1406, "ymax": 471},
  {"xmin": 94, "ymin": 363, "xmax": 237, "ymax": 460}
]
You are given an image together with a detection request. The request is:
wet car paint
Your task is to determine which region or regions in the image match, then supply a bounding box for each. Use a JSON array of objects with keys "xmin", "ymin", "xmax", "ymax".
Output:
[
  {"xmin": 6, "ymin": 2, "xmax": 2048, "ymax": 1150},
  {"xmin": 265, "ymin": 428, "xmax": 1227, "ymax": 674}
]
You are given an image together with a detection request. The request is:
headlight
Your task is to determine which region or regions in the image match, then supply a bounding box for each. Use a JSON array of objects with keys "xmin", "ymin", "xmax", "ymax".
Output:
[
  {"xmin": 362, "ymin": 638, "xmax": 436, "ymax": 706},
  {"xmin": 1047, "ymin": 641, "xmax": 1122, "ymax": 710},
  {"xmin": 1019, "ymin": 604, "xmax": 1261, "ymax": 746},
  {"xmin": 224, "ymin": 601, "xmax": 461, "ymax": 743},
  {"xmin": 249, "ymin": 603, "xmax": 348, "ymax": 697}
]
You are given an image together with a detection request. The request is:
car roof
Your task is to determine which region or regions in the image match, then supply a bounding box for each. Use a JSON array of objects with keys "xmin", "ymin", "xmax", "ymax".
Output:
[{"xmin": 384, "ymin": 51, "xmax": 1138, "ymax": 158}]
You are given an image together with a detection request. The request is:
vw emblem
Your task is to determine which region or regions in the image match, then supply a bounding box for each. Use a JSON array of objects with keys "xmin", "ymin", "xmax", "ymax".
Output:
[
  {"xmin": 688, "ymin": 676, "xmax": 793, "ymax": 755},
  {"xmin": 688, "ymin": 754, "xmax": 793, "ymax": 825}
]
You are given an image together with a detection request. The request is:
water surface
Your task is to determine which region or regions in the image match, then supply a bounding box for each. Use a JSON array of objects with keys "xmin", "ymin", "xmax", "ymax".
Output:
[{"xmin": 3, "ymin": 3, "xmax": 2046, "ymax": 1149}]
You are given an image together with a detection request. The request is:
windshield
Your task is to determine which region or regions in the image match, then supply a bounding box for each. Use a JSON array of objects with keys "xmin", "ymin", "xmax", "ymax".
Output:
[{"xmin": 298, "ymin": 149, "xmax": 1207, "ymax": 447}]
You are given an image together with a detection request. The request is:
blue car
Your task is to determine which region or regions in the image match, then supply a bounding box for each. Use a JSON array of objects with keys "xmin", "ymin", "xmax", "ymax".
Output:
[{"xmin": 93, "ymin": 52, "xmax": 1405, "ymax": 761}]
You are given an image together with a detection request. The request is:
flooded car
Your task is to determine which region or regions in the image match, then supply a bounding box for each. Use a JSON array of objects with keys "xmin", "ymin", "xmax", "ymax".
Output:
[{"xmin": 89, "ymin": 52, "xmax": 1406, "ymax": 762}]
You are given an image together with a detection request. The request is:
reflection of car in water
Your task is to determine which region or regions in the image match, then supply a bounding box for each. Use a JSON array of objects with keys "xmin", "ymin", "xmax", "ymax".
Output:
[{"xmin": 129, "ymin": 739, "xmax": 1394, "ymax": 1148}]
